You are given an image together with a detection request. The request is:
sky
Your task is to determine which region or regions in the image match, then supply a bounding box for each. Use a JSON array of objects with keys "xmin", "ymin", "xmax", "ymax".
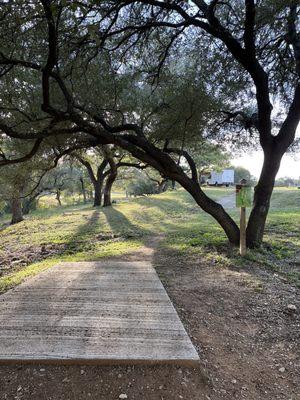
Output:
[
  {"xmin": 231, "ymin": 152, "xmax": 300, "ymax": 179},
  {"xmin": 231, "ymin": 126, "xmax": 300, "ymax": 179}
]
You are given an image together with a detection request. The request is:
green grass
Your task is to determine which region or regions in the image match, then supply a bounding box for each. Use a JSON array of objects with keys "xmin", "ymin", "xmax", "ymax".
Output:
[
  {"xmin": 0, "ymin": 240, "xmax": 142, "ymax": 294},
  {"xmin": 0, "ymin": 187, "xmax": 299, "ymax": 292}
]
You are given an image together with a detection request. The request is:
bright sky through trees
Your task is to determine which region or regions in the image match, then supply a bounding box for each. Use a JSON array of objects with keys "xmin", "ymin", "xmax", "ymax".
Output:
[
  {"xmin": 232, "ymin": 126, "xmax": 300, "ymax": 178},
  {"xmin": 232, "ymin": 152, "xmax": 300, "ymax": 179}
]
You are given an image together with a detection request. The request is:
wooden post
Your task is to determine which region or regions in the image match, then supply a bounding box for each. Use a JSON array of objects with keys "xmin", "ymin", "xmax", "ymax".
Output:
[
  {"xmin": 236, "ymin": 178, "xmax": 251, "ymax": 257},
  {"xmin": 240, "ymin": 206, "xmax": 246, "ymax": 256}
]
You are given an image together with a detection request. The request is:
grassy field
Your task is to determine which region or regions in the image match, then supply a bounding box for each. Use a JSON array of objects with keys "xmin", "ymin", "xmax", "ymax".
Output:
[{"xmin": 0, "ymin": 187, "xmax": 299, "ymax": 292}]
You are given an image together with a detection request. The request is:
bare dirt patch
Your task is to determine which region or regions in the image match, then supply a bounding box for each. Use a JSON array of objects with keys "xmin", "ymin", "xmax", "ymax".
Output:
[
  {"xmin": 0, "ymin": 243, "xmax": 66, "ymax": 275},
  {"xmin": 154, "ymin": 247, "xmax": 300, "ymax": 400},
  {"xmin": 0, "ymin": 233, "xmax": 120, "ymax": 277}
]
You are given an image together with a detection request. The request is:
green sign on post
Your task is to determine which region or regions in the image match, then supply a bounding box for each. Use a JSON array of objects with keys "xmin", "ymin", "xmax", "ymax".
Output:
[{"xmin": 236, "ymin": 185, "xmax": 252, "ymax": 208}]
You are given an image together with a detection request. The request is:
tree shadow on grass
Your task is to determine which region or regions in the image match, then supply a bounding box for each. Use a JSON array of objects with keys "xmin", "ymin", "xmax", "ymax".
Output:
[
  {"xmin": 62, "ymin": 209, "xmax": 105, "ymax": 254},
  {"xmin": 101, "ymin": 206, "xmax": 151, "ymax": 240},
  {"xmin": 0, "ymin": 208, "xmax": 105, "ymax": 278},
  {"xmin": 127, "ymin": 195, "xmax": 228, "ymax": 243}
]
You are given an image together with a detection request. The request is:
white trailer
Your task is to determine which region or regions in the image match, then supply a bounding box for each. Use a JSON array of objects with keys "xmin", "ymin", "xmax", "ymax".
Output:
[
  {"xmin": 222, "ymin": 169, "xmax": 234, "ymax": 184},
  {"xmin": 208, "ymin": 169, "xmax": 234, "ymax": 186},
  {"xmin": 208, "ymin": 171, "xmax": 223, "ymax": 185}
]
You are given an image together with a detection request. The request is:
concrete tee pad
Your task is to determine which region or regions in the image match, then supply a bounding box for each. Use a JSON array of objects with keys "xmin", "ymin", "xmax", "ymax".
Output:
[{"xmin": 0, "ymin": 261, "xmax": 199, "ymax": 364}]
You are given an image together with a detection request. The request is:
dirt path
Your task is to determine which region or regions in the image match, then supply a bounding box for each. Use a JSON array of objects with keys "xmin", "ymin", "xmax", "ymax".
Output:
[
  {"xmin": 0, "ymin": 237, "xmax": 299, "ymax": 400},
  {"xmin": 217, "ymin": 193, "xmax": 235, "ymax": 209}
]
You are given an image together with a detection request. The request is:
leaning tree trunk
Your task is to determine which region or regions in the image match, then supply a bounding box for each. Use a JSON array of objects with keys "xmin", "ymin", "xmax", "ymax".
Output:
[
  {"xmin": 246, "ymin": 148, "xmax": 282, "ymax": 248},
  {"xmin": 106, "ymin": 136, "xmax": 241, "ymax": 246},
  {"xmin": 10, "ymin": 197, "xmax": 24, "ymax": 225},
  {"xmin": 175, "ymin": 172, "xmax": 240, "ymax": 246},
  {"xmin": 103, "ymin": 167, "xmax": 118, "ymax": 207}
]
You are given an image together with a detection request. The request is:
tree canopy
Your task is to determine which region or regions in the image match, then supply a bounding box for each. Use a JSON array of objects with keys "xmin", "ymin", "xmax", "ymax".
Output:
[{"xmin": 0, "ymin": 1, "xmax": 299, "ymax": 247}]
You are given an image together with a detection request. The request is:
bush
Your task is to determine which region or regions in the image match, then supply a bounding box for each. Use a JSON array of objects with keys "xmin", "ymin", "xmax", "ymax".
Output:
[{"xmin": 127, "ymin": 179, "xmax": 157, "ymax": 196}]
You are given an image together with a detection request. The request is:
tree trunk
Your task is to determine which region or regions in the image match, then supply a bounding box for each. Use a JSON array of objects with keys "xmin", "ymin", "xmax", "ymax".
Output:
[
  {"xmin": 102, "ymin": 146, "xmax": 118, "ymax": 207},
  {"xmin": 157, "ymin": 179, "xmax": 167, "ymax": 193},
  {"xmin": 94, "ymin": 159, "xmax": 109, "ymax": 207},
  {"xmin": 22, "ymin": 192, "xmax": 40, "ymax": 215},
  {"xmin": 103, "ymin": 168, "xmax": 118, "ymax": 207},
  {"xmin": 175, "ymin": 173, "xmax": 240, "ymax": 246},
  {"xmin": 80, "ymin": 177, "xmax": 87, "ymax": 203},
  {"xmin": 93, "ymin": 180, "xmax": 103, "ymax": 207},
  {"xmin": 10, "ymin": 197, "xmax": 24, "ymax": 225},
  {"xmin": 56, "ymin": 189, "xmax": 62, "ymax": 206},
  {"xmin": 74, "ymin": 155, "xmax": 108, "ymax": 208},
  {"xmin": 246, "ymin": 148, "xmax": 282, "ymax": 248},
  {"xmin": 22, "ymin": 197, "xmax": 34, "ymax": 215}
]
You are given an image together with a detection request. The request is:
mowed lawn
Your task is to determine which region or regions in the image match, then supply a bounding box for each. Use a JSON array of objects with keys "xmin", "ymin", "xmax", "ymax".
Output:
[{"xmin": 0, "ymin": 187, "xmax": 299, "ymax": 292}]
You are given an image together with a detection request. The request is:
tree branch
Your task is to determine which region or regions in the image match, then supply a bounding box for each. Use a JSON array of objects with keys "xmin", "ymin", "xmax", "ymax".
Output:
[
  {"xmin": 73, "ymin": 155, "xmax": 97, "ymax": 185},
  {"xmin": 244, "ymin": 0, "xmax": 256, "ymax": 56},
  {"xmin": 164, "ymin": 147, "xmax": 199, "ymax": 183},
  {"xmin": 288, "ymin": 4, "xmax": 300, "ymax": 77},
  {"xmin": 0, "ymin": 139, "xmax": 43, "ymax": 167}
]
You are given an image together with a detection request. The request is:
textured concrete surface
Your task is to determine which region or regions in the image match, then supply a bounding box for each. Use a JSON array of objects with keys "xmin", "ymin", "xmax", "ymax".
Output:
[{"xmin": 0, "ymin": 262, "xmax": 199, "ymax": 364}]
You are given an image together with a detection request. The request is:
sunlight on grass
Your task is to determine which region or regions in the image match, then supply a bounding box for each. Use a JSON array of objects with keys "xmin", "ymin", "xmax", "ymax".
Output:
[
  {"xmin": 0, "ymin": 187, "xmax": 299, "ymax": 292},
  {"xmin": 0, "ymin": 239, "xmax": 142, "ymax": 294}
]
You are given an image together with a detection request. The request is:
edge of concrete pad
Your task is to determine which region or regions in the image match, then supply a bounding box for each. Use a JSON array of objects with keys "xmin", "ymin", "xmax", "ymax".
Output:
[
  {"xmin": 0, "ymin": 357, "xmax": 200, "ymax": 367},
  {"xmin": 150, "ymin": 266, "xmax": 200, "ymax": 364}
]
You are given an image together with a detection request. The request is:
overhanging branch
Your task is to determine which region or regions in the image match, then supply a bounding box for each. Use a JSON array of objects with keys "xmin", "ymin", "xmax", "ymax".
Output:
[
  {"xmin": 0, "ymin": 139, "xmax": 43, "ymax": 167},
  {"xmin": 164, "ymin": 147, "xmax": 199, "ymax": 183}
]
